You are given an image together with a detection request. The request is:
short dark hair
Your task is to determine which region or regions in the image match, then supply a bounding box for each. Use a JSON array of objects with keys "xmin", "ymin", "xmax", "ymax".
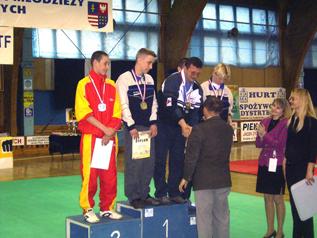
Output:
[
  {"xmin": 185, "ymin": 57, "xmax": 203, "ymax": 69},
  {"xmin": 136, "ymin": 48, "xmax": 157, "ymax": 59},
  {"xmin": 177, "ymin": 58, "xmax": 188, "ymax": 69},
  {"xmin": 90, "ymin": 51, "xmax": 109, "ymax": 66},
  {"xmin": 203, "ymin": 96, "xmax": 223, "ymax": 113}
]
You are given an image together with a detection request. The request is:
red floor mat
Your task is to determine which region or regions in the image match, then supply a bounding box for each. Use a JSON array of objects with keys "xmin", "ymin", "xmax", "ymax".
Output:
[{"xmin": 230, "ymin": 160, "xmax": 259, "ymax": 175}]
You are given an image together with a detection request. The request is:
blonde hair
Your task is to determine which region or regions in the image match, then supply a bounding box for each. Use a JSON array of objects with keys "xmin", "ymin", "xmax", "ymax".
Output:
[
  {"xmin": 289, "ymin": 88, "xmax": 316, "ymax": 131},
  {"xmin": 136, "ymin": 48, "xmax": 157, "ymax": 59},
  {"xmin": 213, "ymin": 63, "xmax": 231, "ymax": 81},
  {"xmin": 272, "ymin": 98, "xmax": 291, "ymax": 119}
]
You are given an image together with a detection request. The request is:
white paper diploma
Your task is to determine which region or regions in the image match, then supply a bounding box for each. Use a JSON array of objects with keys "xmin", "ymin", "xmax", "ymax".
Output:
[
  {"xmin": 91, "ymin": 138, "xmax": 113, "ymax": 170},
  {"xmin": 132, "ymin": 131, "xmax": 151, "ymax": 159}
]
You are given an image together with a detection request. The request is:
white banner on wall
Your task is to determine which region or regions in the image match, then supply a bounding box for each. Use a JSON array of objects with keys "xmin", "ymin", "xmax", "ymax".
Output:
[
  {"xmin": 0, "ymin": 0, "xmax": 113, "ymax": 32},
  {"xmin": 0, "ymin": 27, "xmax": 14, "ymax": 65},
  {"xmin": 239, "ymin": 87, "xmax": 286, "ymax": 120},
  {"xmin": 26, "ymin": 136, "xmax": 49, "ymax": 145},
  {"xmin": 240, "ymin": 121, "xmax": 261, "ymax": 142}
]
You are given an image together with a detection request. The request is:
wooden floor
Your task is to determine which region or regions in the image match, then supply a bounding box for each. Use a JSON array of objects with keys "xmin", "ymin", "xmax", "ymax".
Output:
[{"xmin": 0, "ymin": 142, "xmax": 288, "ymax": 199}]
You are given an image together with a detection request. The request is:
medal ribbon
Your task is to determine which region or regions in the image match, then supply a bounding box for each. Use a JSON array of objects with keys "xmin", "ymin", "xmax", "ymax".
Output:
[
  {"xmin": 131, "ymin": 69, "xmax": 146, "ymax": 102},
  {"xmin": 181, "ymin": 70, "xmax": 193, "ymax": 109},
  {"xmin": 209, "ymin": 79, "xmax": 225, "ymax": 100},
  {"xmin": 89, "ymin": 75, "xmax": 105, "ymax": 105}
]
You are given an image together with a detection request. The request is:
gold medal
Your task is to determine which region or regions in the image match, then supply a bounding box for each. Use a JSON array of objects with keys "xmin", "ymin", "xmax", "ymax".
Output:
[
  {"xmin": 140, "ymin": 101, "xmax": 148, "ymax": 110},
  {"xmin": 185, "ymin": 102, "xmax": 191, "ymax": 110}
]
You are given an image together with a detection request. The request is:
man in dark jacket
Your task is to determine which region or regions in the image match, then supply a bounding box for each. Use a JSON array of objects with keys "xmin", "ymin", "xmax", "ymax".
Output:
[
  {"xmin": 179, "ymin": 96, "xmax": 233, "ymax": 238},
  {"xmin": 154, "ymin": 57, "xmax": 203, "ymax": 204}
]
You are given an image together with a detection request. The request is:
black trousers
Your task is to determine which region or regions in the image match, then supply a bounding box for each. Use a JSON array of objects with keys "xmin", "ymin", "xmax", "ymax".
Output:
[
  {"xmin": 286, "ymin": 164, "xmax": 314, "ymax": 238},
  {"xmin": 154, "ymin": 122, "xmax": 192, "ymax": 199}
]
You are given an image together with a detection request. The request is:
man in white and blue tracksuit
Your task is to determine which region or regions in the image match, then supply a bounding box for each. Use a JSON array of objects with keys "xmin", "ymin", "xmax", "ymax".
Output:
[
  {"xmin": 154, "ymin": 57, "xmax": 203, "ymax": 204},
  {"xmin": 116, "ymin": 48, "xmax": 160, "ymax": 209}
]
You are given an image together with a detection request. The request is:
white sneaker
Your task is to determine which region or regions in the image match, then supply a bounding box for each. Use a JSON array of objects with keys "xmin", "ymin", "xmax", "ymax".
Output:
[
  {"xmin": 100, "ymin": 210, "xmax": 123, "ymax": 220},
  {"xmin": 84, "ymin": 208, "xmax": 100, "ymax": 223}
]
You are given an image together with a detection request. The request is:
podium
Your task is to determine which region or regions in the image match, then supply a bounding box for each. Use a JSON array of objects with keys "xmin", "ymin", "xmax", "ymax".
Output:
[
  {"xmin": 117, "ymin": 202, "xmax": 198, "ymax": 238},
  {"xmin": 186, "ymin": 205, "xmax": 198, "ymax": 238},
  {"xmin": 66, "ymin": 214, "xmax": 141, "ymax": 238},
  {"xmin": 66, "ymin": 202, "xmax": 198, "ymax": 238}
]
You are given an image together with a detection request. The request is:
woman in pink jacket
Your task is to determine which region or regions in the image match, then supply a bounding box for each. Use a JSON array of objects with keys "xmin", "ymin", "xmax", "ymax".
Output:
[{"xmin": 256, "ymin": 98, "xmax": 291, "ymax": 238}]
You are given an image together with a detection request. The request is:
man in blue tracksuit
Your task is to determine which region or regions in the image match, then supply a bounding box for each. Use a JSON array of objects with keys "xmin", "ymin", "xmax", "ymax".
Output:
[
  {"xmin": 154, "ymin": 57, "xmax": 203, "ymax": 204},
  {"xmin": 116, "ymin": 48, "xmax": 160, "ymax": 209}
]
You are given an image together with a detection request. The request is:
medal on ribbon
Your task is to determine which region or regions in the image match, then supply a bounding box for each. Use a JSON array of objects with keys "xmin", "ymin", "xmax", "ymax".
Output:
[
  {"xmin": 209, "ymin": 80, "xmax": 225, "ymax": 100},
  {"xmin": 89, "ymin": 75, "xmax": 106, "ymax": 112},
  {"xmin": 132, "ymin": 69, "xmax": 147, "ymax": 111},
  {"xmin": 182, "ymin": 70, "xmax": 193, "ymax": 113}
]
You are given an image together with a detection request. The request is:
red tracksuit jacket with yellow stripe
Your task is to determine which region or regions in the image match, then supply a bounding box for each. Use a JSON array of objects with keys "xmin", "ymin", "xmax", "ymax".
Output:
[{"xmin": 75, "ymin": 70, "xmax": 121, "ymax": 137}]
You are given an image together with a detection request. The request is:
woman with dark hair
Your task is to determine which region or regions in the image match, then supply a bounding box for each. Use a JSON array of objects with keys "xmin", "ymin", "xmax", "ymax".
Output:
[{"xmin": 179, "ymin": 96, "xmax": 233, "ymax": 238}]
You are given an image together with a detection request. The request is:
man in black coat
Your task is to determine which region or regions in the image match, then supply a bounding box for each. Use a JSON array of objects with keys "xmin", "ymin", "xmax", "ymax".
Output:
[{"xmin": 179, "ymin": 96, "xmax": 233, "ymax": 238}]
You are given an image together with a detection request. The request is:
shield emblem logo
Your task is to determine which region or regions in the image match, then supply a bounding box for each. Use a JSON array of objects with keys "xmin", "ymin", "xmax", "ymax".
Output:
[{"xmin": 88, "ymin": 1, "xmax": 108, "ymax": 29}]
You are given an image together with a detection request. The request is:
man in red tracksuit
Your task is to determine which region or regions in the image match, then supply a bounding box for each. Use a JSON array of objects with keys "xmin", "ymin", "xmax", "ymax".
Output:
[{"xmin": 75, "ymin": 51, "xmax": 122, "ymax": 223}]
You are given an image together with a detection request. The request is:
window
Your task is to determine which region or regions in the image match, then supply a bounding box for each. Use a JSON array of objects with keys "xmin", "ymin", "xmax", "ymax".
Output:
[
  {"xmin": 188, "ymin": 36, "xmax": 201, "ymax": 58},
  {"xmin": 126, "ymin": 31, "xmax": 147, "ymax": 59},
  {"xmin": 254, "ymin": 40, "xmax": 267, "ymax": 65},
  {"xmin": 125, "ymin": 0, "xmax": 146, "ymax": 23},
  {"xmin": 204, "ymin": 37, "xmax": 218, "ymax": 64},
  {"xmin": 33, "ymin": 29, "xmax": 55, "ymax": 58},
  {"xmin": 203, "ymin": 3, "xmax": 216, "ymax": 19},
  {"xmin": 238, "ymin": 40, "xmax": 252, "ymax": 65},
  {"xmin": 236, "ymin": 7, "xmax": 250, "ymax": 33},
  {"xmin": 219, "ymin": 5, "xmax": 234, "ymax": 31},
  {"xmin": 189, "ymin": 3, "xmax": 281, "ymax": 67},
  {"xmin": 252, "ymin": 9, "xmax": 267, "ymax": 34},
  {"xmin": 80, "ymin": 31, "xmax": 102, "ymax": 58},
  {"xmin": 35, "ymin": 1, "xmax": 317, "ymax": 68},
  {"xmin": 203, "ymin": 3, "xmax": 217, "ymax": 29},
  {"xmin": 221, "ymin": 39, "xmax": 236, "ymax": 64}
]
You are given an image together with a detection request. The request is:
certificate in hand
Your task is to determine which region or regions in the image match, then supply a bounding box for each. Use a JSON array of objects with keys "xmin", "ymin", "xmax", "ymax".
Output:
[
  {"xmin": 291, "ymin": 176, "xmax": 317, "ymax": 221},
  {"xmin": 91, "ymin": 138, "xmax": 113, "ymax": 170},
  {"xmin": 132, "ymin": 131, "xmax": 151, "ymax": 159}
]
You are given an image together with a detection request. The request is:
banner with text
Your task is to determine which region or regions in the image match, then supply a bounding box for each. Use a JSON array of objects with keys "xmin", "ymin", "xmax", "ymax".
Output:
[
  {"xmin": 239, "ymin": 87, "xmax": 286, "ymax": 120},
  {"xmin": 0, "ymin": 0, "xmax": 113, "ymax": 32},
  {"xmin": 26, "ymin": 136, "xmax": 49, "ymax": 145},
  {"xmin": 0, "ymin": 27, "xmax": 14, "ymax": 65},
  {"xmin": 240, "ymin": 121, "xmax": 261, "ymax": 142}
]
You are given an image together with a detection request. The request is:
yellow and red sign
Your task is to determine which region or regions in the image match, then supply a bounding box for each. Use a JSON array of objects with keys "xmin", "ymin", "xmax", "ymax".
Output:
[{"xmin": 0, "ymin": 137, "xmax": 13, "ymax": 169}]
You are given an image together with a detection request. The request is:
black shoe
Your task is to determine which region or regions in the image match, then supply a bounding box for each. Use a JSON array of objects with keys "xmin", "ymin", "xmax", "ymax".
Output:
[
  {"xmin": 130, "ymin": 199, "xmax": 145, "ymax": 209},
  {"xmin": 144, "ymin": 195, "xmax": 160, "ymax": 206},
  {"xmin": 157, "ymin": 196, "xmax": 171, "ymax": 205},
  {"xmin": 263, "ymin": 230, "xmax": 276, "ymax": 238},
  {"xmin": 170, "ymin": 196, "xmax": 187, "ymax": 204}
]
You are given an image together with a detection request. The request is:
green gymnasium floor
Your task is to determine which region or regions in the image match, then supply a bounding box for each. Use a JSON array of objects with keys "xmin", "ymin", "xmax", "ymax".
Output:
[{"xmin": 0, "ymin": 174, "xmax": 316, "ymax": 238}]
